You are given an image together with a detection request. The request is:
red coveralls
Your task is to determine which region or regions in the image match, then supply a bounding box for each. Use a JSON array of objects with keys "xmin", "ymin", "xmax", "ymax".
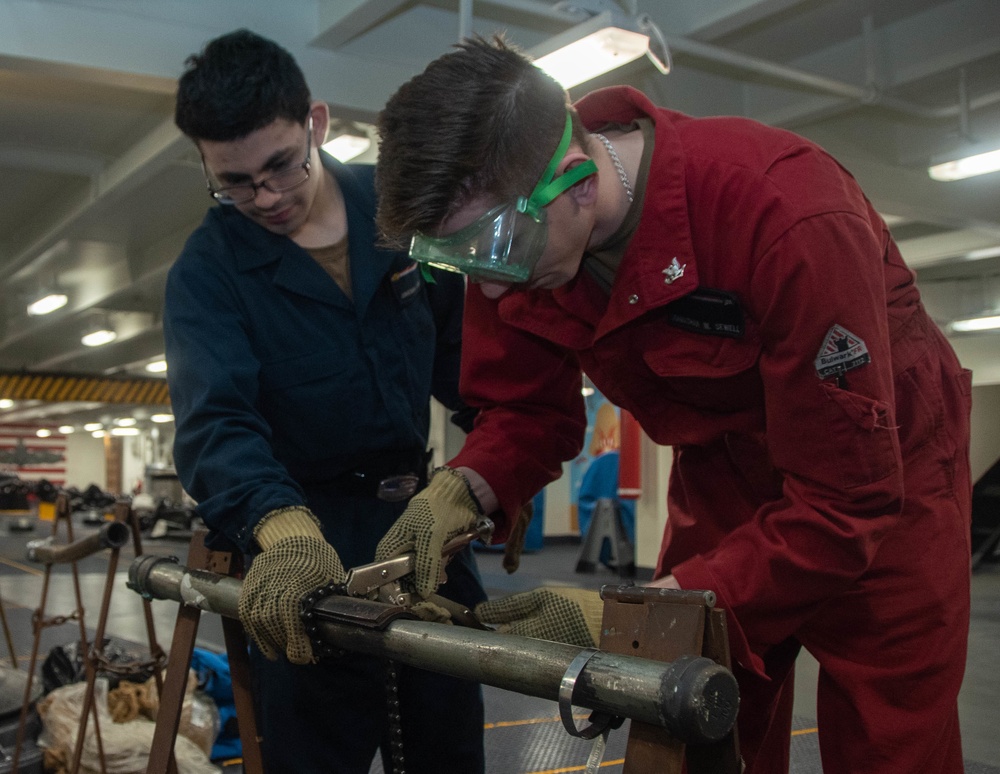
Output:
[{"xmin": 450, "ymin": 86, "xmax": 973, "ymax": 773}]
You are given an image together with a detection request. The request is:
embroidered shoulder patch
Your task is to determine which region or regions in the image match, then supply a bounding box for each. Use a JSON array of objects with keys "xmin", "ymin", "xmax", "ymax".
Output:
[{"xmin": 815, "ymin": 325, "xmax": 870, "ymax": 378}]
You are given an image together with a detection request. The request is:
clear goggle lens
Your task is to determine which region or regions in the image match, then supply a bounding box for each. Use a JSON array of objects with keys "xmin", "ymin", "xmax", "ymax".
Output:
[
  {"xmin": 410, "ymin": 199, "xmax": 548, "ymax": 283},
  {"xmin": 409, "ymin": 111, "xmax": 597, "ymax": 285}
]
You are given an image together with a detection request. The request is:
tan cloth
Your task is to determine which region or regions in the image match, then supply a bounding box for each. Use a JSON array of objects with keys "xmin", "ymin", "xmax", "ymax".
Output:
[{"xmin": 308, "ymin": 236, "xmax": 352, "ymax": 300}]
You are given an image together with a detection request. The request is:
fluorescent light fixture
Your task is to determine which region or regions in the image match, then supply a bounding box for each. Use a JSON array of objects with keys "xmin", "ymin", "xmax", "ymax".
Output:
[
  {"xmin": 36, "ymin": 428, "xmax": 52, "ymax": 438},
  {"xmin": 58, "ymin": 425, "xmax": 75, "ymax": 434},
  {"xmin": 151, "ymin": 413, "xmax": 175, "ymax": 423},
  {"xmin": 27, "ymin": 292, "xmax": 68, "ymax": 316},
  {"xmin": 111, "ymin": 427, "xmax": 140, "ymax": 436},
  {"xmin": 929, "ymin": 147, "xmax": 1000, "ymax": 181},
  {"xmin": 84, "ymin": 422, "xmax": 103, "ymax": 431},
  {"xmin": 534, "ymin": 12, "xmax": 650, "ymax": 89},
  {"xmin": 81, "ymin": 328, "xmax": 117, "ymax": 347},
  {"xmin": 0, "ymin": 399, "xmax": 13, "ymax": 409},
  {"xmin": 92, "ymin": 429, "xmax": 107, "ymax": 438},
  {"xmin": 115, "ymin": 417, "xmax": 137, "ymax": 427},
  {"xmin": 322, "ymin": 124, "xmax": 372, "ymax": 162},
  {"xmin": 531, "ymin": 10, "xmax": 670, "ymax": 90},
  {"xmin": 950, "ymin": 314, "xmax": 1000, "ymax": 333},
  {"xmin": 145, "ymin": 359, "xmax": 168, "ymax": 373}
]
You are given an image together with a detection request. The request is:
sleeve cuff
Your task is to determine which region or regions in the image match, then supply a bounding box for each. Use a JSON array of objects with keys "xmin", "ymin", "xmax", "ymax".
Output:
[
  {"xmin": 672, "ymin": 554, "xmax": 768, "ymax": 681},
  {"xmin": 253, "ymin": 506, "xmax": 324, "ymax": 550}
]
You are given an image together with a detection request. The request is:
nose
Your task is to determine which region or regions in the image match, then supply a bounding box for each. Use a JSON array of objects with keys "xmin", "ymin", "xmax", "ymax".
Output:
[
  {"xmin": 252, "ymin": 183, "xmax": 282, "ymax": 207},
  {"xmin": 476, "ymin": 281, "xmax": 510, "ymax": 300}
]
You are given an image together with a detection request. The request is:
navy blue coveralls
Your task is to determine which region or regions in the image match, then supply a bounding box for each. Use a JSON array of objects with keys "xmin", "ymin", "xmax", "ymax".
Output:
[{"xmin": 164, "ymin": 153, "xmax": 486, "ymax": 773}]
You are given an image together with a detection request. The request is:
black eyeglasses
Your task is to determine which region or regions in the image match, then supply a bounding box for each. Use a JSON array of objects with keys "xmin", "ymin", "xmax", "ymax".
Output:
[{"xmin": 205, "ymin": 117, "xmax": 313, "ymax": 205}]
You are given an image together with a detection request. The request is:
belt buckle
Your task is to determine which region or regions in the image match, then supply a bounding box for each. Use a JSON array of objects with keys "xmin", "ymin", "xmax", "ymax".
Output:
[{"xmin": 377, "ymin": 474, "xmax": 420, "ymax": 502}]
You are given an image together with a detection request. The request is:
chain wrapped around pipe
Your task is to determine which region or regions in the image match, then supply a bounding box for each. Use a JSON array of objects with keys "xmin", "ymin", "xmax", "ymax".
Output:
[{"xmin": 127, "ymin": 555, "xmax": 739, "ymax": 745}]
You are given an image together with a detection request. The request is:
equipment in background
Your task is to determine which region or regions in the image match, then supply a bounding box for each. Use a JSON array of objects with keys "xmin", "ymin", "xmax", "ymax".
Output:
[
  {"xmin": 139, "ymin": 465, "xmax": 202, "ymax": 539},
  {"xmin": 576, "ymin": 496, "xmax": 636, "ymax": 578},
  {"xmin": 971, "ymin": 457, "xmax": 1000, "ymax": 571},
  {"xmin": 0, "ymin": 665, "xmax": 43, "ymax": 774},
  {"xmin": 0, "ymin": 475, "xmax": 51, "ymax": 532},
  {"xmin": 13, "ymin": 494, "xmax": 169, "ymax": 774}
]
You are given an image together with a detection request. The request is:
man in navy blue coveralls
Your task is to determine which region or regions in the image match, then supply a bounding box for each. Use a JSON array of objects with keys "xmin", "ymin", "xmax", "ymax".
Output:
[{"xmin": 163, "ymin": 29, "xmax": 485, "ymax": 773}]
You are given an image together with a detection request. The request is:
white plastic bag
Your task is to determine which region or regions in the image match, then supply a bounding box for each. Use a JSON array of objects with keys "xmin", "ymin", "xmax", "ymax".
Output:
[{"xmin": 37, "ymin": 678, "xmax": 220, "ymax": 774}]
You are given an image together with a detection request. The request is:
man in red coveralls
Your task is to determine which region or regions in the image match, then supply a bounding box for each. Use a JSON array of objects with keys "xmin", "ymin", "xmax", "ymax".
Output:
[{"xmin": 371, "ymin": 36, "xmax": 973, "ymax": 773}]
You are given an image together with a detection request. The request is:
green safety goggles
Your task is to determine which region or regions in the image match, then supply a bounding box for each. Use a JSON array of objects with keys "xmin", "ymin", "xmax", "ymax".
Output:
[{"xmin": 409, "ymin": 113, "xmax": 598, "ymax": 283}]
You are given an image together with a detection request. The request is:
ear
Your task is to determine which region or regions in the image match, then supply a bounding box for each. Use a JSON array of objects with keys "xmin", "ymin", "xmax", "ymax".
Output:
[
  {"xmin": 308, "ymin": 100, "xmax": 331, "ymax": 146},
  {"xmin": 559, "ymin": 150, "xmax": 599, "ymax": 207}
]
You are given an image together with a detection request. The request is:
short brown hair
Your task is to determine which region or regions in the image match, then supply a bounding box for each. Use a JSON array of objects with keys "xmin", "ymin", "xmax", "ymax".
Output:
[{"xmin": 375, "ymin": 35, "xmax": 586, "ymax": 247}]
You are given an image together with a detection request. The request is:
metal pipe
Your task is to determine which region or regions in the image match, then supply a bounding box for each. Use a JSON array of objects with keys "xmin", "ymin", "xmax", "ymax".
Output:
[
  {"xmin": 127, "ymin": 556, "xmax": 738, "ymax": 744},
  {"xmin": 458, "ymin": 0, "xmax": 473, "ymax": 41},
  {"xmin": 27, "ymin": 521, "xmax": 130, "ymax": 564}
]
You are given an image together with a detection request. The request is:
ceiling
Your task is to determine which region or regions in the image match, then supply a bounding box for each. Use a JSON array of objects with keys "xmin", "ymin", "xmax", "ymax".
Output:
[{"xmin": 1, "ymin": 0, "xmax": 999, "ymax": 431}]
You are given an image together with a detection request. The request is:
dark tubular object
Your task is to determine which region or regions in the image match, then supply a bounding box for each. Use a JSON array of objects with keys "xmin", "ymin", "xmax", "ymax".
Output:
[
  {"xmin": 128, "ymin": 556, "xmax": 739, "ymax": 744},
  {"xmin": 27, "ymin": 521, "xmax": 130, "ymax": 564}
]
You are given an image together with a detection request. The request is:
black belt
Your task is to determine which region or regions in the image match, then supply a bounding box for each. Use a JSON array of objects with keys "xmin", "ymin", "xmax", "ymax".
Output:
[{"xmin": 333, "ymin": 449, "xmax": 430, "ymax": 501}]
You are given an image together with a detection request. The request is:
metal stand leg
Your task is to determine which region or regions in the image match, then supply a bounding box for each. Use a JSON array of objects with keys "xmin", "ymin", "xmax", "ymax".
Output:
[
  {"xmin": 0, "ymin": 594, "xmax": 17, "ymax": 670},
  {"xmin": 147, "ymin": 529, "xmax": 263, "ymax": 774},
  {"xmin": 576, "ymin": 498, "xmax": 635, "ymax": 578}
]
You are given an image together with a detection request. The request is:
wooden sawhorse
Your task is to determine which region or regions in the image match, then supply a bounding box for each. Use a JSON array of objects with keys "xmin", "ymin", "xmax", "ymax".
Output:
[{"xmin": 599, "ymin": 585, "xmax": 742, "ymax": 773}]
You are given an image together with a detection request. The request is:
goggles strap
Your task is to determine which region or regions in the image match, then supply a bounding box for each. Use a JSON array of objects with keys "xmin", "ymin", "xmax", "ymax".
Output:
[{"xmin": 521, "ymin": 112, "xmax": 597, "ymax": 216}]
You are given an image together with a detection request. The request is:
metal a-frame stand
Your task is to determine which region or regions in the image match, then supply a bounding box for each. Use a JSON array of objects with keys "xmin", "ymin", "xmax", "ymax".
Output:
[
  {"xmin": 576, "ymin": 497, "xmax": 636, "ymax": 578},
  {"xmin": 146, "ymin": 529, "xmax": 263, "ymax": 774},
  {"xmin": 12, "ymin": 495, "xmax": 170, "ymax": 774},
  {"xmin": 12, "ymin": 493, "xmax": 106, "ymax": 773},
  {"xmin": 66, "ymin": 500, "xmax": 170, "ymax": 774}
]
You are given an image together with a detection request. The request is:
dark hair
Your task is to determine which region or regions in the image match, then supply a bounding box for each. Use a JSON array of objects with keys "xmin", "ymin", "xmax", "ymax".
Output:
[
  {"xmin": 375, "ymin": 35, "xmax": 586, "ymax": 246},
  {"xmin": 174, "ymin": 29, "xmax": 311, "ymax": 142}
]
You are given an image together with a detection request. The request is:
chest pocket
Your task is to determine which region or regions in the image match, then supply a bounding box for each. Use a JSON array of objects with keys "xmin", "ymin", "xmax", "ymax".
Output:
[
  {"xmin": 637, "ymin": 288, "xmax": 761, "ymax": 377},
  {"xmin": 638, "ymin": 319, "xmax": 764, "ymax": 416},
  {"xmin": 259, "ymin": 350, "xmax": 345, "ymax": 392},
  {"xmin": 589, "ymin": 307, "xmax": 764, "ymax": 436},
  {"xmin": 642, "ymin": 324, "xmax": 761, "ymax": 378},
  {"xmin": 258, "ymin": 350, "xmax": 370, "ymax": 460}
]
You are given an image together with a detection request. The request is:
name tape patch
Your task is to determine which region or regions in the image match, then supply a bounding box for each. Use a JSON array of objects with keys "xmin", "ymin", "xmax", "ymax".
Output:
[{"xmin": 665, "ymin": 288, "xmax": 745, "ymax": 338}]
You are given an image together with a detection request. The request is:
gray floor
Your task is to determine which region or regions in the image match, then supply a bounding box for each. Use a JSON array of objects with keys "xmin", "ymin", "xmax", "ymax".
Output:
[{"xmin": 1, "ymin": 514, "xmax": 998, "ymax": 772}]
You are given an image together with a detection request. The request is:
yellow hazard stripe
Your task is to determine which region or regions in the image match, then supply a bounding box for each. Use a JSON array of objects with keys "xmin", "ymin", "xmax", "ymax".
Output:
[{"xmin": 0, "ymin": 372, "xmax": 170, "ymax": 405}]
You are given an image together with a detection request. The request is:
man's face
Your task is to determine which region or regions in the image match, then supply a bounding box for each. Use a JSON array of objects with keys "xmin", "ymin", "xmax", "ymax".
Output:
[
  {"xmin": 199, "ymin": 116, "xmax": 318, "ymax": 238},
  {"xmin": 437, "ymin": 191, "xmax": 593, "ymax": 300}
]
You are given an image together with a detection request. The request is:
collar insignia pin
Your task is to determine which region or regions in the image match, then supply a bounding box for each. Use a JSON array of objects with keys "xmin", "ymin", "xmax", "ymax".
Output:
[{"xmin": 663, "ymin": 257, "xmax": 686, "ymax": 285}]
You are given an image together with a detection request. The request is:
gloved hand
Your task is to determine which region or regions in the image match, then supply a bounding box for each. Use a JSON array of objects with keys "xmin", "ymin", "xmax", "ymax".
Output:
[
  {"xmin": 375, "ymin": 467, "xmax": 482, "ymax": 598},
  {"xmin": 502, "ymin": 500, "xmax": 534, "ymax": 574},
  {"xmin": 474, "ymin": 587, "xmax": 604, "ymax": 648},
  {"xmin": 238, "ymin": 506, "xmax": 345, "ymax": 664}
]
